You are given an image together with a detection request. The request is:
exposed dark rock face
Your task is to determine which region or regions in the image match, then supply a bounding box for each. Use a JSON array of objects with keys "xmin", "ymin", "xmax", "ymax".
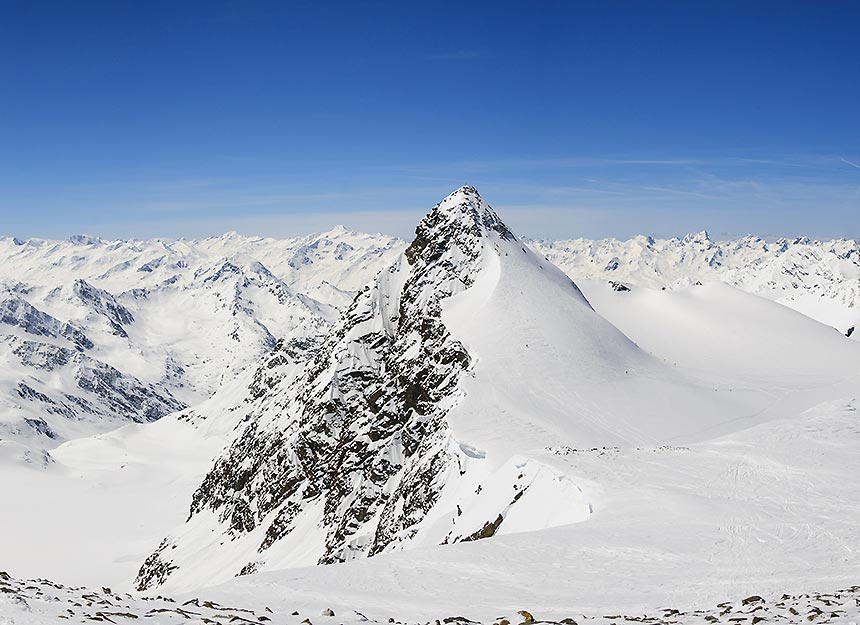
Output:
[
  {"xmin": 136, "ymin": 186, "xmax": 513, "ymax": 589},
  {"xmin": 0, "ymin": 297, "xmax": 93, "ymax": 350},
  {"xmin": 21, "ymin": 416, "xmax": 58, "ymax": 440},
  {"xmin": 73, "ymin": 279, "xmax": 135, "ymax": 337},
  {"xmin": 461, "ymin": 514, "xmax": 505, "ymax": 542},
  {"xmin": 74, "ymin": 354, "xmax": 186, "ymax": 422},
  {"xmin": 10, "ymin": 339, "xmax": 186, "ymax": 430},
  {"xmin": 135, "ymin": 540, "xmax": 179, "ymax": 590},
  {"xmin": 13, "ymin": 340, "xmax": 75, "ymax": 370}
]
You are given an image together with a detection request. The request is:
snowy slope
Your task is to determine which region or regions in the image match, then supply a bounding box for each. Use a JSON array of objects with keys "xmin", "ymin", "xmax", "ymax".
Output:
[
  {"xmin": 0, "ymin": 367, "xmax": 264, "ymax": 588},
  {"xmin": 0, "ymin": 269, "xmax": 326, "ymax": 449},
  {"xmin": 201, "ymin": 398, "xmax": 860, "ymax": 622},
  {"xmin": 530, "ymin": 232, "xmax": 860, "ymax": 335},
  {"xmin": 579, "ymin": 279, "xmax": 860, "ymax": 382},
  {"xmin": 0, "ymin": 287, "xmax": 186, "ymax": 447},
  {"xmin": 4, "ymin": 396, "xmax": 860, "ymax": 622}
]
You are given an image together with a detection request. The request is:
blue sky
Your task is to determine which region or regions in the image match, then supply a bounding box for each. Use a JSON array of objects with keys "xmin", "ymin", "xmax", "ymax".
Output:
[{"xmin": 1, "ymin": 1, "xmax": 859, "ymax": 240}]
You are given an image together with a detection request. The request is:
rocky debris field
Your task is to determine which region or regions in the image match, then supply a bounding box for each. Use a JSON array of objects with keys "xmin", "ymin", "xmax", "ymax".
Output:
[
  {"xmin": 2, "ymin": 571, "xmax": 859, "ymax": 625},
  {"xmin": 1, "ymin": 571, "xmax": 289, "ymax": 625}
]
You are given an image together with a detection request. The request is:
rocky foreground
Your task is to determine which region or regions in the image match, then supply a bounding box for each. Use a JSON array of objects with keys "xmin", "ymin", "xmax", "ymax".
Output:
[{"xmin": 2, "ymin": 571, "xmax": 858, "ymax": 625}]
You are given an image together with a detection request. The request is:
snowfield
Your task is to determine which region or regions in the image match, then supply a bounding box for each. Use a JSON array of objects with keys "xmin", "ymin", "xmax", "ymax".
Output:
[
  {"xmin": 530, "ymin": 232, "xmax": 860, "ymax": 337},
  {"xmin": 2, "ymin": 187, "xmax": 860, "ymax": 624}
]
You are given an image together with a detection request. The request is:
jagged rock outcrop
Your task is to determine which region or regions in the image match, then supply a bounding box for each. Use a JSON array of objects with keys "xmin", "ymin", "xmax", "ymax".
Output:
[
  {"xmin": 136, "ymin": 186, "xmax": 508, "ymax": 589},
  {"xmin": 7, "ymin": 337, "xmax": 186, "ymax": 438},
  {"xmin": 73, "ymin": 279, "xmax": 135, "ymax": 337},
  {"xmin": 0, "ymin": 290, "xmax": 187, "ymax": 445},
  {"xmin": 0, "ymin": 297, "xmax": 93, "ymax": 350}
]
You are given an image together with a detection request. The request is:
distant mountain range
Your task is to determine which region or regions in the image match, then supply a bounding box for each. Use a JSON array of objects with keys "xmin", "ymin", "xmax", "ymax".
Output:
[{"xmin": 2, "ymin": 208, "xmax": 858, "ymax": 451}]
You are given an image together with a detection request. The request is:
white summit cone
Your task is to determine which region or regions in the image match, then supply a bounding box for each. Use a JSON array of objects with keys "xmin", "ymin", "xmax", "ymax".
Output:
[
  {"xmin": 438, "ymin": 188, "xmax": 738, "ymax": 451},
  {"xmin": 136, "ymin": 186, "xmax": 766, "ymax": 592}
]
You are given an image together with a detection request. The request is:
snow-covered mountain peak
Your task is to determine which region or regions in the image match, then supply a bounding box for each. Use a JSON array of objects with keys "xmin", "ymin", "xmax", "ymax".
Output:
[
  {"xmin": 325, "ymin": 224, "xmax": 351, "ymax": 236},
  {"xmin": 68, "ymin": 234, "xmax": 102, "ymax": 246},
  {"xmin": 425, "ymin": 185, "xmax": 514, "ymax": 240},
  {"xmin": 134, "ymin": 188, "xmax": 548, "ymax": 589},
  {"xmin": 632, "ymin": 233, "xmax": 656, "ymax": 247},
  {"xmin": 681, "ymin": 230, "xmax": 711, "ymax": 244},
  {"xmin": 133, "ymin": 187, "xmax": 766, "ymax": 592},
  {"xmin": 404, "ymin": 186, "xmax": 515, "ymax": 275}
]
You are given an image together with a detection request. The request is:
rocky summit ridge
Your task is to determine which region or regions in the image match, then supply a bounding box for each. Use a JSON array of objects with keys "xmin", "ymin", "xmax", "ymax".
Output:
[{"xmin": 135, "ymin": 186, "xmax": 517, "ymax": 590}]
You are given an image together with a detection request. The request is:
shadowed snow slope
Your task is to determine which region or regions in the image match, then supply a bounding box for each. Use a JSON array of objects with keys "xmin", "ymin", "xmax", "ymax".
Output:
[{"xmin": 580, "ymin": 279, "xmax": 860, "ymax": 384}]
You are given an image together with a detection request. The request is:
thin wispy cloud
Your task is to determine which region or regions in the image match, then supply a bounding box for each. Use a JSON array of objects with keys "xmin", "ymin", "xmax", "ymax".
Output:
[{"xmin": 4, "ymin": 152, "xmax": 858, "ymax": 242}]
